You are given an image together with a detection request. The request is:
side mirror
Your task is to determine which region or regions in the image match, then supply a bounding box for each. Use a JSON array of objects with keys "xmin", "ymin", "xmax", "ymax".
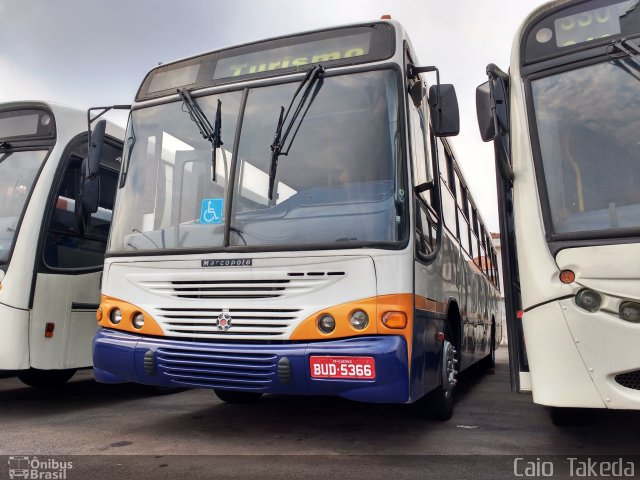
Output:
[
  {"xmin": 476, "ymin": 81, "xmax": 495, "ymax": 142},
  {"xmin": 429, "ymin": 84, "xmax": 460, "ymax": 137},
  {"xmin": 87, "ymin": 119, "xmax": 106, "ymax": 179},
  {"xmin": 476, "ymin": 75, "xmax": 509, "ymax": 142}
]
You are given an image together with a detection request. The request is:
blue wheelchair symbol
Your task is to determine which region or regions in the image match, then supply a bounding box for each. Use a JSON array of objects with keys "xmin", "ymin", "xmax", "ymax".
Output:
[{"xmin": 200, "ymin": 198, "xmax": 223, "ymax": 224}]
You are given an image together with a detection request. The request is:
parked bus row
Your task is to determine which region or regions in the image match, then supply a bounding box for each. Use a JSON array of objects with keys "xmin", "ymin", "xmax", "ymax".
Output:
[{"xmin": 7, "ymin": 0, "xmax": 634, "ymax": 423}]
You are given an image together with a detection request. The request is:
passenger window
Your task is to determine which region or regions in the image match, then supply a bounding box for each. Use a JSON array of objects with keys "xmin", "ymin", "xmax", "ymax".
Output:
[
  {"xmin": 408, "ymin": 93, "xmax": 431, "ymax": 193},
  {"xmin": 43, "ymin": 138, "xmax": 121, "ymax": 270}
]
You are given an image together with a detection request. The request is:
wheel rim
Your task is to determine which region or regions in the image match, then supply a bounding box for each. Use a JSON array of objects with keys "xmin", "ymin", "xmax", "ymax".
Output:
[{"xmin": 442, "ymin": 340, "xmax": 459, "ymax": 395}]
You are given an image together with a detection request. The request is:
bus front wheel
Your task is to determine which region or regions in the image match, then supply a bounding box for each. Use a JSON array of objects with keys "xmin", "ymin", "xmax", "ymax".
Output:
[
  {"xmin": 414, "ymin": 326, "xmax": 459, "ymax": 420},
  {"xmin": 18, "ymin": 368, "xmax": 76, "ymax": 388},
  {"xmin": 214, "ymin": 389, "xmax": 263, "ymax": 404}
]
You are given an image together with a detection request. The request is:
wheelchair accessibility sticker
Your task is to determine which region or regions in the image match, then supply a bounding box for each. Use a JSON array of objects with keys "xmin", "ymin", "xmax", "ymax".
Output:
[{"xmin": 200, "ymin": 198, "xmax": 223, "ymax": 224}]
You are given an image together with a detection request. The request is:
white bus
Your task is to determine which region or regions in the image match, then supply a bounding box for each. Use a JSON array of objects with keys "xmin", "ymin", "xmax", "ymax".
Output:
[
  {"xmin": 476, "ymin": 0, "xmax": 640, "ymax": 421},
  {"xmin": 0, "ymin": 102, "xmax": 123, "ymax": 387},
  {"xmin": 93, "ymin": 19, "xmax": 502, "ymax": 419}
]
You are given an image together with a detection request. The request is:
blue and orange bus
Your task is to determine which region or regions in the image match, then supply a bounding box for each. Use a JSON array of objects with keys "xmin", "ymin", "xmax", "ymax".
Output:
[{"xmin": 93, "ymin": 19, "xmax": 501, "ymax": 419}]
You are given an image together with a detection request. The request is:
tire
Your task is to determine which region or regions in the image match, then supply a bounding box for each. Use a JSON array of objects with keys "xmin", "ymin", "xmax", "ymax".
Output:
[
  {"xmin": 548, "ymin": 407, "xmax": 589, "ymax": 426},
  {"xmin": 413, "ymin": 324, "xmax": 459, "ymax": 421},
  {"xmin": 18, "ymin": 368, "xmax": 76, "ymax": 388},
  {"xmin": 214, "ymin": 389, "xmax": 263, "ymax": 404},
  {"xmin": 480, "ymin": 323, "xmax": 496, "ymax": 370}
]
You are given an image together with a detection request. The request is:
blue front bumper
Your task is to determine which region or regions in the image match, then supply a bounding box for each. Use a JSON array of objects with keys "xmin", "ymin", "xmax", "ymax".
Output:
[{"xmin": 93, "ymin": 328, "xmax": 409, "ymax": 403}]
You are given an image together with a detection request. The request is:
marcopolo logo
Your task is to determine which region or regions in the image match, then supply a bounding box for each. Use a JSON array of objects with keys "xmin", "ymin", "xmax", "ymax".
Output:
[
  {"xmin": 8, "ymin": 456, "xmax": 73, "ymax": 479},
  {"xmin": 201, "ymin": 258, "xmax": 253, "ymax": 268}
]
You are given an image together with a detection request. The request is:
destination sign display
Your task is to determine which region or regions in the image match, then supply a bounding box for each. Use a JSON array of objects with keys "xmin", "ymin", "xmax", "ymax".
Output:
[
  {"xmin": 136, "ymin": 23, "xmax": 395, "ymax": 101},
  {"xmin": 0, "ymin": 108, "xmax": 55, "ymax": 142},
  {"xmin": 522, "ymin": 0, "xmax": 640, "ymax": 64},
  {"xmin": 213, "ymin": 32, "xmax": 370, "ymax": 80}
]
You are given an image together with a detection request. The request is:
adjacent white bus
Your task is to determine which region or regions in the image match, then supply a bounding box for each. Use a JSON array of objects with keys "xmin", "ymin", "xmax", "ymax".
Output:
[
  {"xmin": 0, "ymin": 102, "xmax": 123, "ymax": 387},
  {"xmin": 477, "ymin": 0, "xmax": 640, "ymax": 421},
  {"xmin": 93, "ymin": 20, "xmax": 501, "ymax": 419}
]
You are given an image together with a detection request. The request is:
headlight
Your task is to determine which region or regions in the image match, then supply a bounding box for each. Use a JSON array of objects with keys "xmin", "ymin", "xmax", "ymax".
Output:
[
  {"xmin": 317, "ymin": 314, "xmax": 336, "ymax": 334},
  {"xmin": 575, "ymin": 289, "xmax": 602, "ymax": 312},
  {"xmin": 110, "ymin": 308, "xmax": 122, "ymax": 325},
  {"xmin": 349, "ymin": 310, "xmax": 369, "ymax": 330},
  {"xmin": 619, "ymin": 302, "xmax": 640, "ymax": 323},
  {"xmin": 132, "ymin": 312, "xmax": 145, "ymax": 329}
]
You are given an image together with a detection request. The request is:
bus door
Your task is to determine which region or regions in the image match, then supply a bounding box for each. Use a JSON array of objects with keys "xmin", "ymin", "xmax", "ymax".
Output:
[
  {"xmin": 29, "ymin": 135, "xmax": 121, "ymax": 370},
  {"xmin": 476, "ymin": 71, "xmax": 529, "ymax": 392}
]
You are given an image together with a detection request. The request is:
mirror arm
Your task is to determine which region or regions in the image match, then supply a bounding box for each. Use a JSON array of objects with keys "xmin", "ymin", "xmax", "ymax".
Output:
[
  {"xmin": 87, "ymin": 105, "xmax": 131, "ymax": 149},
  {"xmin": 408, "ymin": 65, "xmax": 441, "ymax": 106},
  {"xmin": 486, "ymin": 63, "xmax": 508, "ymax": 82},
  {"xmin": 414, "ymin": 180, "xmax": 434, "ymax": 194}
]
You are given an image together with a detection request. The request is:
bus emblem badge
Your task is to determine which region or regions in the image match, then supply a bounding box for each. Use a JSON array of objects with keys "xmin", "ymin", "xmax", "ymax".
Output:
[{"xmin": 216, "ymin": 311, "xmax": 232, "ymax": 332}]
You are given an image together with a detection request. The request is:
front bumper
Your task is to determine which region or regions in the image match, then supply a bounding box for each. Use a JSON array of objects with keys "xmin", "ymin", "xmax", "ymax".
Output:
[{"xmin": 93, "ymin": 328, "xmax": 409, "ymax": 403}]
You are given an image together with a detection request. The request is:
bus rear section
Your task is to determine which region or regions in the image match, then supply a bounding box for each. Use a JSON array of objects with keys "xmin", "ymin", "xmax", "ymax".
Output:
[{"xmin": 0, "ymin": 101, "xmax": 123, "ymax": 387}]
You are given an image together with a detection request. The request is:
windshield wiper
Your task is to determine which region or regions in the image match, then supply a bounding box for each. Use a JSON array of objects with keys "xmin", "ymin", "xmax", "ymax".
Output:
[
  {"xmin": 609, "ymin": 38, "xmax": 640, "ymax": 80},
  {"xmin": 178, "ymin": 88, "xmax": 223, "ymax": 182},
  {"xmin": 268, "ymin": 64, "xmax": 325, "ymax": 200}
]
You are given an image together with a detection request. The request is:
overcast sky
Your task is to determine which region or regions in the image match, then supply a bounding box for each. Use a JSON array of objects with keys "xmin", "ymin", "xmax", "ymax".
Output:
[{"xmin": 0, "ymin": 0, "xmax": 546, "ymax": 231}]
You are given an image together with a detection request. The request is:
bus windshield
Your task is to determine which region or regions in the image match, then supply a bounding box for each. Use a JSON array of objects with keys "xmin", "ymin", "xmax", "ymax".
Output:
[
  {"xmin": 108, "ymin": 69, "xmax": 402, "ymax": 253},
  {"xmin": 531, "ymin": 58, "xmax": 640, "ymax": 236},
  {"xmin": 0, "ymin": 150, "xmax": 48, "ymax": 264}
]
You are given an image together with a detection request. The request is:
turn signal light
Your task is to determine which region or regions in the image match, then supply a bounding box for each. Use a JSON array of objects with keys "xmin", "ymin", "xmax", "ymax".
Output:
[
  {"xmin": 96, "ymin": 307, "xmax": 103, "ymax": 323},
  {"xmin": 45, "ymin": 323, "xmax": 55, "ymax": 338},
  {"xmin": 382, "ymin": 311, "xmax": 407, "ymax": 329},
  {"xmin": 559, "ymin": 270, "xmax": 575, "ymax": 284},
  {"xmin": 381, "ymin": 14, "xmax": 392, "ymax": 19}
]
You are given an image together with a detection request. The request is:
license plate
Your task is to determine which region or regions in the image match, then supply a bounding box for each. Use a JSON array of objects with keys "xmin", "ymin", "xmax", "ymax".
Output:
[{"xmin": 309, "ymin": 356, "xmax": 376, "ymax": 380}]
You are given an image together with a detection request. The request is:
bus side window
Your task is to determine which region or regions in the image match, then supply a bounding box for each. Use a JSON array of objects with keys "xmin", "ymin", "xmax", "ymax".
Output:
[
  {"xmin": 408, "ymin": 77, "xmax": 438, "ymax": 256},
  {"xmin": 43, "ymin": 139, "xmax": 120, "ymax": 270},
  {"xmin": 438, "ymin": 140, "xmax": 457, "ymax": 237}
]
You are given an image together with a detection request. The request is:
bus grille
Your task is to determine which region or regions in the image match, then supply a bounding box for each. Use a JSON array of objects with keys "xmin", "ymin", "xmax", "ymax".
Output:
[
  {"xmin": 155, "ymin": 347, "xmax": 277, "ymax": 391},
  {"xmin": 615, "ymin": 370, "xmax": 640, "ymax": 390},
  {"xmin": 155, "ymin": 307, "xmax": 303, "ymax": 339},
  {"xmin": 138, "ymin": 271, "xmax": 345, "ymax": 300}
]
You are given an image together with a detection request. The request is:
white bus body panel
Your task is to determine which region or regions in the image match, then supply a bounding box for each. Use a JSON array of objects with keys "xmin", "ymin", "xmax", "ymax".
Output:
[
  {"xmin": 29, "ymin": 272, "xmax": 101, "ymax": 369},
  {"xmin": 522, "ymin": 302, "xmax": 604, "ymax": 408},
  {"xmin": 555, "ymin": 244, "xmax": 640, "ymax": 409},
  {"xmin": 103, "ymin": 253, "xmax": 391, "ymax": 341},
  {"xmin": 0, "ymin": 303, "xmax": 29, "ymax": 370},
  {"xmin": 508, "ymin": 62, "xmax": 574, "ymax": 312}
]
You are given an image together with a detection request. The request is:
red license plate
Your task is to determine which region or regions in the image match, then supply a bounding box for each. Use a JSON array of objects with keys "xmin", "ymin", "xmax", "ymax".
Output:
[{"xmin": 309, "ymin": 356, "xmax": 376, "ymax": 380}]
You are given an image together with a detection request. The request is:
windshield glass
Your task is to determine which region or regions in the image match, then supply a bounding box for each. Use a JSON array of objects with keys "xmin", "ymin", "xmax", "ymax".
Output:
[
  {"xmin": 532, "ymin": 58, "xmax": 640, "ymax": 236},
  {"xmin": 108, "ymin": 91, "xmax": 243, "ymax": 251},
  {"xmin": 0, "ymin": 150, "xmax": 48, "ymax": 263},
  {"xmin": 108, "ymin": 69, "xmax": 402, "ymax": 253}
]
